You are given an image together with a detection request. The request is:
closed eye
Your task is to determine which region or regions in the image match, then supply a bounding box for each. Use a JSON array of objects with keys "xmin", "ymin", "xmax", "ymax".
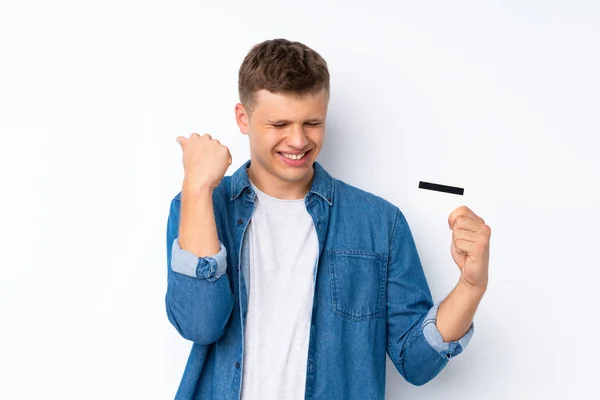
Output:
[{"xmin": 269, "ymin": 121, "xmax": 323, "ymax": 129}]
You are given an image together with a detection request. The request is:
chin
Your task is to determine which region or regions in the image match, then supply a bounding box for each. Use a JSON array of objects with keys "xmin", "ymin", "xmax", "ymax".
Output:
[{"xmin": 276, "ymin": 162, "xmax": 313, "ymax": 180}]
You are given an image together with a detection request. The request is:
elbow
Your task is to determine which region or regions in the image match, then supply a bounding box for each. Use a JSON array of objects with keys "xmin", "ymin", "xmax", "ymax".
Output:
[
  {"xmin": 404, "ymin": 370, "xmax": 440, "ymax": 387},
  {"xmin": 399, "ymin": 359, "xmax": 446, "ymax": 386},
  {"xmin": 416, "ymin": 356, "xmax": 448, "ymax": 385},
  {"xmin": 170, "ymin": 317, "xmax": 226, "ymax": 345},
  {"xmin": 188, "ymin": 314, "xmax": 229, "ymax": 345},
  {"xmin": 394, "ymin": 340, "xmax": 448, "ymax": 386},
  {"xmin": 165, "ymin": 293, "xmax": 233, "ymax": 345}
]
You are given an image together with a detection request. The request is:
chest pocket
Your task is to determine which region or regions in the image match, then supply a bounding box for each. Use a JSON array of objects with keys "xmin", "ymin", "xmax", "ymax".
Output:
[{"xmin": 328, "ymin": 249, "xmax": 388, "ymax": 321}]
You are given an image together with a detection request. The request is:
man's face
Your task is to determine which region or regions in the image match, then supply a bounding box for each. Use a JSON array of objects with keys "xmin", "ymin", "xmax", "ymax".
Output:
[{"xmin": 235, "ymin": 88, "xmax": 328, "ymax": 198}]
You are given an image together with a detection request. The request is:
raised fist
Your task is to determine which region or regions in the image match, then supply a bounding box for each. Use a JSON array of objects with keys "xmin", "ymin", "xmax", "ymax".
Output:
[{"xmin": 176, "ymin": 133, "xmax": 232, "ymax": 190}]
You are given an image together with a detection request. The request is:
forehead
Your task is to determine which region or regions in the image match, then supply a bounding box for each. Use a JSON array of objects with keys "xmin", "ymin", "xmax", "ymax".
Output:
[{"xmin": 252, "ymin": 89, "xmax": 328, "ymax": 119}]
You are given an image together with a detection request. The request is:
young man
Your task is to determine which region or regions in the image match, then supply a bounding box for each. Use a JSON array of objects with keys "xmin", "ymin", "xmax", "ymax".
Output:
[{"xmin": 165, "ymin": 38, "xmax": 491, "ymax": 400}]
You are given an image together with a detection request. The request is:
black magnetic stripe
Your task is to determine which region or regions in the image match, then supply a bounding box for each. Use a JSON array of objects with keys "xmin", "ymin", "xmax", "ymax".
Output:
[{"xmin": 418, "ymin": 181, "xmax": 464, "ymax": 195}]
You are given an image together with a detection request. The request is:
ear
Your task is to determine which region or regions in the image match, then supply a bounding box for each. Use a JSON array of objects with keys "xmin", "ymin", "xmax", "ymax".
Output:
[{"xmin": 235, "ymin": 103, "xmax": 250, "ymax": 135}]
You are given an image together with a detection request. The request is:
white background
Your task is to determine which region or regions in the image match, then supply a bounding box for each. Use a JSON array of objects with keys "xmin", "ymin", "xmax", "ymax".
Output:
[{"xmin": 1, "ymin": 0, "xmax": 599, "ymax": 399}]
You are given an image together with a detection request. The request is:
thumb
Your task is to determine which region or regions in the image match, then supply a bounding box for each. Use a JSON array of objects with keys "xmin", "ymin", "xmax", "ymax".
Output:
[{"xmin": 176, "ymin": 136, "xmax": 186, "ymax": 147}]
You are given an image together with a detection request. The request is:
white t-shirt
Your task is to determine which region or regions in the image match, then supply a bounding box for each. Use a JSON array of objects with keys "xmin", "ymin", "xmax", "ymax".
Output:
[{"xmin": 240, "ymin": 180, "xmax": 319, "ymax": 400}]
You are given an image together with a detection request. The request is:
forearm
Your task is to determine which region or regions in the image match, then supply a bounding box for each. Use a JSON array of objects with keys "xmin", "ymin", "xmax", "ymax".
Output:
[
  {"xmin": 179, "ymin": 180, "xmax": 220, "ymax": 257},
  {"xmin": 436, "ymin": 277, "xmax": 486, "ymax": 342}
]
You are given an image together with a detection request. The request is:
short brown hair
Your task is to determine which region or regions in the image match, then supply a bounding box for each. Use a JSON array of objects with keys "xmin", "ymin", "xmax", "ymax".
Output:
[{"xmin": 238, "ymin": 38, "xmax": 330, "ymax": 115}]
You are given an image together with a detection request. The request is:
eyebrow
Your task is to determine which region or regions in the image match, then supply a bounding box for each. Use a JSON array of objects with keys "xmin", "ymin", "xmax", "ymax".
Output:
[{"xmin": 266, "ymin": 119, "xmax": 324, "ymax": 124}]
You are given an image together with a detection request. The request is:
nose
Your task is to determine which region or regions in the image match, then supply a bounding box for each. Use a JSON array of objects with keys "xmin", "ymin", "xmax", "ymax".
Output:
[{"xmin": 287, "ymin": 125, "xmax": 309, "ymax": 149}]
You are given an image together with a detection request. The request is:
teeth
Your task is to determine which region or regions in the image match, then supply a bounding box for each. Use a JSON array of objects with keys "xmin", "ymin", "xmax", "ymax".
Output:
[{"xmin": 282, "ymin": 152, "xmax": 306, "ymax": 160}]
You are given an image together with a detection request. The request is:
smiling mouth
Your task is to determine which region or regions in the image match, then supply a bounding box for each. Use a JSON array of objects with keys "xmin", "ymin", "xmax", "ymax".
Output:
[{"xmin": 278, "ymin": 149, "xmax": 311, "ymax": 160}]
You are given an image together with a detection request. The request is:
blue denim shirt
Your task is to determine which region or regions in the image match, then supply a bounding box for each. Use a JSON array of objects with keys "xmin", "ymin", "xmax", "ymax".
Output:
[{"xmin": 165, "ymin": 160, "xmax": 474, "ymax": 400}]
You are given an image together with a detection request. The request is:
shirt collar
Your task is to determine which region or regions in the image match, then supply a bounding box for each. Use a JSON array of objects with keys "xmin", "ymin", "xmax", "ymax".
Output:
[{"xmin": 230, "ymin": 159, "xmax": 334, "ymax": 206}]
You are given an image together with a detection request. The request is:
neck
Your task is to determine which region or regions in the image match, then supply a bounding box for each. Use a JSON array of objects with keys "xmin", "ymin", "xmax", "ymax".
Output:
[{"xmin": 247, "ymin": 164, "xmax": 314, "ymax": 200}]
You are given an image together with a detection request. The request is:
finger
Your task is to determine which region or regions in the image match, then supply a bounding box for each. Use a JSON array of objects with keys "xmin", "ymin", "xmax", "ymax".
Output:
[
  {"xmin": 448, "ymin": 206, "xmax": 478, "ymax": 228},
  {"xmin": 453, "ymin": 228, "xmax": 480, "ymax": 243},
  {"xmin": 453, "ymin": 216, "xmax": 486, "ymax": 233},
  {"xmin": 176, "ymin": 136, "xmax": 187, "ymax": 146},
  {"xmin": 452, "ymin": 243, "xmax": 466, "ymax": 255},
  {"xmin": 450, "ymin": 214, "xmax": 485, "ymax": 231},
  {"xmin": 202, "ymin": 133, "xmax": 212, "ymax": 140},
  {"xmin": 453, "ymin": 239, "xmax": 480, "ymax": 260}
]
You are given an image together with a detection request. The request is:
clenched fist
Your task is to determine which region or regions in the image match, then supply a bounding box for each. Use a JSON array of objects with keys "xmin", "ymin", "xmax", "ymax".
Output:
[
  {"xmin": 176, "ymin": 133, "xmax": 232, "ymax": 190},
  {"xmin": 448, "ymin": 206, "xmax": 491, "ymax": 290}
]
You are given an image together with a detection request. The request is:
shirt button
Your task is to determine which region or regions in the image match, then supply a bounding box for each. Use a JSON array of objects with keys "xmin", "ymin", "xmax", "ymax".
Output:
[
  {"xmin": 235, "ymin": 362, "xmax": 240, "ymax": 369},
  {"xmin": 237, "ymin": 218, "xmax": 244, "ymax": 225}
]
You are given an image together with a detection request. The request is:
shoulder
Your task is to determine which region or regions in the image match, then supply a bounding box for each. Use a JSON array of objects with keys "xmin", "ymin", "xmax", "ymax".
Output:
[
  {"xmin": 333, "ymin": 177, "xmax": 400, "ymax": 216},
  {"xmin": 330, "ymin": 177, "xmax": 411, "ymax": 250},
  {"xmin": 332, "ymin": 177, "xmax": 406, "ymax": 240}
]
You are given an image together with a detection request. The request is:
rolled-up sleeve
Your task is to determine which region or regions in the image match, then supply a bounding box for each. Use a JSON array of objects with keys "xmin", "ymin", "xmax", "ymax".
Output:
[
  {"xmin": 422, "ymin": 303, "xmax": 474, "ymax": 359},
  {"xmin": 170, "ymin": 238, "xmax": 228, "ymax": 282},
  {"xmin": 386, "ymin": 208, "xmax": 474, "ymax": 386}
]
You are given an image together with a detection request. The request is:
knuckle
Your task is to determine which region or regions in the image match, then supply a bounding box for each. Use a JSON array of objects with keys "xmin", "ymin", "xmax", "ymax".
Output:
[{"xmin": 483, "ymin": 224, "xmax": 492, "ymax": 236}]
